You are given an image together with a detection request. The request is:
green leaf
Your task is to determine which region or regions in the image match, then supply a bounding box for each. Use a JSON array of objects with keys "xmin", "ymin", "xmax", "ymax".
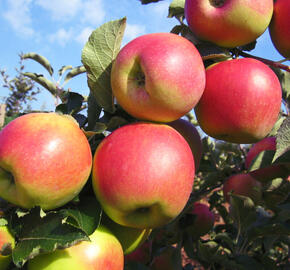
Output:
[
  {"xmin": 168, "ymin": 0, "xmax": 185, "ymax": 18},
  {"xmin": 58, "ymin": 65, "xmax": 73, "ymax": 76},
  {"xmin": 125, "ymin": 262, "xmax": 151, "ymax": 270},
  {"xmin": 235, "ymin": 255, "xmax": 264, "ymax": 269},
  {"xmin": 10, "ymin": 207, "xmax": 89, "ymax": 267},
  {"xmin": 273, "ymin": 116, "xmax": 290, "ymax": 162},
  {"xmin": 21, "ymin": 53, "xmax": 54, "ymax": 76},
  {"xmin": 60, "ymin": 197, "xmax": 102, "ymax": 236},
  {"xmin": 87, "ymin": 93, "xmax": 102, "ymax": 130},
  {"xmin": 139, "ymin": 0, "xmax": 164, "ymax": 4},
  {"xmin": 64, "ymin": 66, "xmax": 86, "ymax": 83},
  {"xmin": 248, "ymin": 150, "xmax": 275, "ymax": 171},
  {"xmin": 81, "ymin": 18, "xmax": 126, "ymax": 113}
]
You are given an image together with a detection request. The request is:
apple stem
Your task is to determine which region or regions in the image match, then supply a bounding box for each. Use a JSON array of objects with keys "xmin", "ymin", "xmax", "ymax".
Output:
[{"xmin": 231, "ymin": 49, "xmax": 290, "ymax": 72}]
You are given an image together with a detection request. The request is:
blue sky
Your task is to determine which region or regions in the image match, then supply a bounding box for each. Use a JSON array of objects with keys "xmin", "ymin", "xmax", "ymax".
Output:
[{"xmin": 0, "ymin": 0, "xmax": 288, "ymax": 111}]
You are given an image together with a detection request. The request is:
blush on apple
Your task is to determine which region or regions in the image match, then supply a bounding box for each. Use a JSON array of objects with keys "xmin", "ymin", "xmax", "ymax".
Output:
[
  {"xmin": 92, "ymin": 122, "xmax": 195, "ymax": 229},
  {"xmin": 185, "ymin": 0, "xmax": 273, "ymax": 48},
  {"xmin": 195, "ymin": 58, "xmax": 282, "ymax": 144},
  {"xmin": 111, "ymin": 33, "xmax": 206, "ymax": 122}
]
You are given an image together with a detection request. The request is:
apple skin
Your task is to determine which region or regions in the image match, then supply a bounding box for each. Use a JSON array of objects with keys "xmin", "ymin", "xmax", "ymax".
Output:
[
  {"xmin": 186, "ymin": 202, "xmax": 215, "ymax": 238},
  {"xmin": 101, "ymin": 214, "xmax": 151, "ymax": 255},
  {"xmin": 111, "ymin": 33, "xmax": 206, "ymax": 122},
  {"xmin": 245, "ymin": 137, "xmax": 276, "ymax": 169},
  {"xmin": 28, "ymin": 225, "xmax": 124, "ymax": 270},
  {"xmin": 92, "ymin": 122, "xmax": 195, "ymax": 229},
  {"xmin": 184, "ymin": 0, "xmax": 273, "ymax": 48},
  {"xmin": 168, "ymin": 119, "xmax": 203, "ymax": 170},
  {"xmin": 269, "ymin": 0, "xmax": 290, "ymax": 58},
  {"xmin": 195, "ymin": 58, "xmax": 282, "ymax": 144},
  {"xmin": 125, "ymin": 240, "xmax": 152, "ymax": 265},
  {"xmin": 0, "ymin": 113, "xmax": 92, "ymax": 210},
  {"xmin": 223, "ymin": 173, "xmax": 262, "ymax": 204},
  {"xmin": 0, "ymin": 226, "xmax": 15, "ymax": 270}
]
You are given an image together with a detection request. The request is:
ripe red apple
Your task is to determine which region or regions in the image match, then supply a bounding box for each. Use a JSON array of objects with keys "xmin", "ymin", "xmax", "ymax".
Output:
[
  {"xmin": 195, "ymin": 58, "xmax": 282, "ymax": 144},
  {"xmin": 125, "ymin": 240, "xmax": 152, "ymax": 265},
  {"xmin": 186, "ymin": 202, "xmax": 215, "ymax": 238},
  {"xmin": 92, "ymin": 122, "xmax": 195, "ymax": 229},
  {"xmin": 0, "ymin": 113, "xmax": 92, "ymax": 210},
  {"xmin": 0, "ymin": 225, "xmax": 15, "ymax": 270},
  {"xmin": 245, "ymin": 137, "xmax": 276, "ymax": 169},
  {"xmin": 223, "ymin": 173, "xmax": 262, "ymax": 204},
  {"xmin": 269, "ymin": 0, "xmax": 290, "ymax": 58},
  {"xmin": 28, "ymin": 225, "xmax": 124, "ymax": 270},
  {"xmin": 168, "ymin": 119, "xmax": 203, "ymax": 170},
  {"xmin": 184, "ymin": 0, "xmax": 273, "ymax": 48},
  {"xmin": 101, "ymin": 214, "xmax": 151, "ymax": 255},
  {"xmin": 111, "ymin": 33, "xmax": 206, "ymax": 122}
]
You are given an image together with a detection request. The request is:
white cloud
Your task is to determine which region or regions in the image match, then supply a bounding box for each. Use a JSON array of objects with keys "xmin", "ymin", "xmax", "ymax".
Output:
[
  {"xmin": 124, "ymin": 24, "xmax": 146, "ymax": 43},
  {"xmin": 75, "ymin": 27, "xmax": 94, "ymax": 45},
  {"xmin": 81, "ymin": 0, "xmax": 105, "ymax": 25},
  {"xmin": 2, "ymin": 0, "xmax": 34, "ymax": 37},
  {"xmin": 48, "ymin": 28, "xmax": 73, "ymax": 47},
  {"xmin": 35, "ymin": 0, "xmax": 81, "ymax": 21}
]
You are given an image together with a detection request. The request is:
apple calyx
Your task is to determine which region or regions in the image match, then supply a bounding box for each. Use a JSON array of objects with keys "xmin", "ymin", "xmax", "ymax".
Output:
[
  {"xmin": 135, "ymin": 71, "xmax": 146, "ymax": 87},
  {"xmin": 209, "ymin": 0, "xmax": 225, "ymax": 8},
  {"xmin": 0, "ymin": 243, "xmax": 13, "ymax": 256}
]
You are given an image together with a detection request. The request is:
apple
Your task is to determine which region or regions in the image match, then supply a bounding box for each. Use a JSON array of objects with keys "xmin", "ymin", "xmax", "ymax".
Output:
[
  {"xmin": 245, "ymin": 137, "xmax": 276, "ymax": 169},
  {"xmin": 186, "ymin": 202, "xmax": 215, "ymax": 238},
  {"xmin": 184, "ymin": 0, "xmax": 273, "ymax": 48},
  {"xmin": 0, "ymin": 113, "xmax": 92, "ymax": 210},
  {"xmin": 101, "ymin": 214, "xmax": 151, "ymax": 255},
  {"xmin": 0, "ymin": 225, "xmax": 15, "ymax": 270},
  {"xmin": 125, "ymin": 240, "xmax": 152, "ymax": 265},
  {"xmin": 151, "ymin": 246, "xmax": 180, "ymax": 270},
  {"xmin": 223, "ymin": 173, "xmax": 262, "ymax": 204},
  {"xmin": 195, "ymin": 58, "xmax": 282, "ymax": 144},
  {"xmin": 168, "ymin": 118, "xmax": 203, "ymax": 170},
  {"xmin": 28, "ymin": 225, "xmax": 124, "ymax": 270},
  {"xmin": 111, "ymin": 33, "xmax": 206, "ymax": 122},
  {"xmin": 92, "ymin": 122, "xmax": 195, "ymax": 229},
  {"xmin": 269, "ymin": 0, "xmax": 290, "ymax": 58}
]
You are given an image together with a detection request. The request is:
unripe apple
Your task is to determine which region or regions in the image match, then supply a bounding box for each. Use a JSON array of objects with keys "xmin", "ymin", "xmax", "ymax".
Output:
[
  {"xmin": 184, "ymin": 0, "xmax": 273, "ymax": 48},
  {"xmin": 0, "ymin": 113, "xmax": 92, "ymax": 210},
  {"xmin": 101, "ymin": 214, "xmax": 151, "ymax": 255},
  {"xmin": 269, "ymin": 0, "xmax": 290, "ymax": 58},
  {"xmin": 245, "ymin": 137, "xmax": 276, "ymax": 169},
  {"xmin": 186, "ymin": 202, "xmax": 215, "ymax": 237},
  {"xmin": 92, "ymin": 122, "xmax": 195, "ymax": 229},
  {"xmin": 111, "ymin": 33, "xmax": 206, "ymax": 122},
  {"xmin": 223, "ymin": 173, "xmax": 262, "ymax": 204},
  {"xmin": 0, "ymin": 225, "xmax": 15, "ymax": 270},
  {"xmin": 168, "ymin": 119, "xmax": 203, "ymax": 170},
  {"xmin": 28, "ymin": 225, "xmax": 124, "ymax": 270},
  {"xmin": 125, "ymin": 240, "xmax": 152, "ymax": 265},
  {"xmin": 195, "ymin": 58, "xmax": 282, "ymax": 144}
]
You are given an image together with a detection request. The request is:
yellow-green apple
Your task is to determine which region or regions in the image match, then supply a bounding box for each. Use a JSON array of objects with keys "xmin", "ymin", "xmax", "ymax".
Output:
[
  {"xmin": 101, "ymin": 214, "xmax": 151, "ymax": 255},
  {"xmin": 269, "ymin": 0, "xmax": 290, "ymax": 58},
  {"xmin": 28, "ymin": 225, "xmax": 124, "ymax": 270},
  {"xmin": 186, "ymin": 202, "xmax": 215, "ymax": 238},
  {"xmin": 151, "ymin": 246, "xmax": 180, "ymax": 270},
  {"xmin": 245, "ymin": 137, "xmax": 276, "ymax": 169},
  {"xmin": 223, "ymin": 173, "xmax": 262, "ymax": 204},
  {"xmin": 0, "ymin": 225, "xmax": 15, "ymax": 270},
  {"xmin": 195, "ymin": 58, "xmax": 282, "ymax": 144},
  {"xmin": 184, "ymin": 0, "xmax": 273, "ymax": 48},
  {"xmin": 125, "ymin": 240, "xmax": 152, "ymax": 265},
  {"xmin": 0, "ymin": 113, "xmax": 92, "ymax": 210},
  {"xmin": 168, "ymin": 118, "xmax": 203, "ymax": 170},
  {"xmin": 111, "ymin": 33, "xmax": 206, "ymax": 122},
  {"xmin": 92, "ymin": 122, "xmax": 195, "ymax": 229}
]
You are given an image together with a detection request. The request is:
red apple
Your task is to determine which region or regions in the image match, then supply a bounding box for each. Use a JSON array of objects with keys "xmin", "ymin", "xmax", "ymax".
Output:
[
  {"xmin": 269, "ymin": 0, "xmax": 290, "ymax": 58},
  {"xmin": 168, "ymin": 119, "xmax": 203, "ymax": 170},
  {"xmin": 92, "ymin": 122, "xmax": 195, "ymax": 229},
  {"xmin": 245, "ymin": 137, "xmax": 276, "ymax": 169},
  {"xmin": 111, "ymin": 33, "xmax": 206, "ymax": 122},
  {"xmin": 195, "ymin": 58, "xmax": 282, "ymax": 144},
  {"xmin": 186, "ymin": 202, "xmax": 215, "ymax": 237},
  {"xmin": 184, "ymin": 0, "xmax": 273, "ymax": 48},
  {"xmin": 125, "ymin": 240, "xmax": 152, "ymax": 265},
  {"xmin": 223, "ymin": 173, "xmax": 262, "ymax": 204},
  {"xmin": 28, "ymin": 225, "xmax": 124, "ymax": 270},
  {"xmin": 0, "ymin": 225, "xmax": 15, "ymax": 270},
  {"xmin": 0, "ymin": 113, "xmax": 92, "ymax": 210}
]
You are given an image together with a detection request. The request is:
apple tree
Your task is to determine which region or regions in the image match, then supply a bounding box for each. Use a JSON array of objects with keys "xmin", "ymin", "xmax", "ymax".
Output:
[{"xmin": 0, "ymin": 0, "xmax": 289, "ymax": 269}]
